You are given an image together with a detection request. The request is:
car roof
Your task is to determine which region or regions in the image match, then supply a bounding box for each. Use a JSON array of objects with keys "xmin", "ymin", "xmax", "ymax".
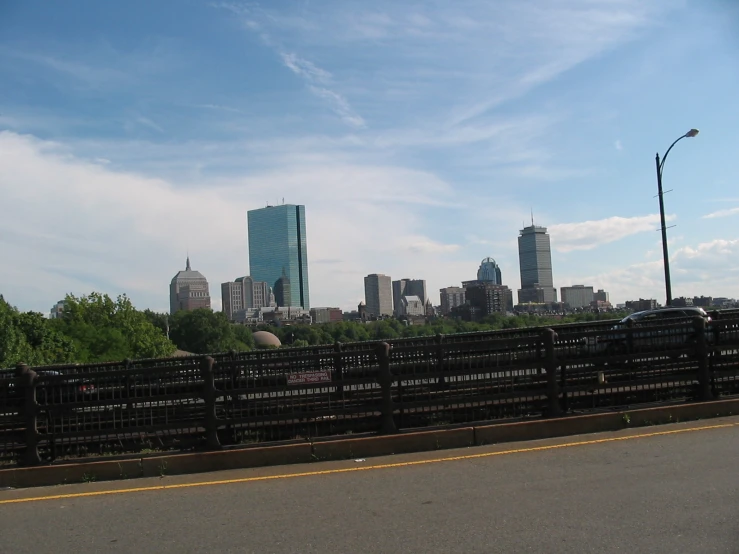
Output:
[{"xmin": 622, "ymin": 306, "xmax": 706, "ymax": 322}]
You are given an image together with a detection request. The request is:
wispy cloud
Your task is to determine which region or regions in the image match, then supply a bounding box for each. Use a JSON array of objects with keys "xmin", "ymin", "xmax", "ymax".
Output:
[
  {"xmin": 615, "ymin": 139, "xmax": 623, "ymax": 150},
  {"xmin": 134, "ymin": 116, "xmax": 165, "ymax": 133},
  {"xmin": 702, "ymin": 207, "xmax": 739, "ymax": 219},
  {"xmin": 279, "ymin": 53, "xmax": 365, "ymax": 128},
  {"xmin": 280, "ymin": 53, "xmax": 332, "ymax": 83},
  {"xmin": 550, "ymin": 214, "xmax": 675, "ymax": 253},
  {"xmin": 192, "ymin": 104, "xmax": 244, "ymax": 114}
]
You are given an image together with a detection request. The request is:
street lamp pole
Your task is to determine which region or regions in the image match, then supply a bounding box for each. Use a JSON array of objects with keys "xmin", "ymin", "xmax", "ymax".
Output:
[{"xmin": 655, "ymin": 128, "xmax": 699, "ymax": 307}]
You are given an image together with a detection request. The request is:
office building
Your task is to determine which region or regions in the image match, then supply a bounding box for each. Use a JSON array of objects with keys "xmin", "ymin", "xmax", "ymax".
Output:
[
  {"xmin": 439, "ymin": 287, "xmax": 465, "ymax": 315},
  {"xmin": 561, "ymin": 285, "xmax": 595, "ymax": 309},
  {"xmin": 625, "ymin": 299, "xmax": 658, "ymax": 312},
  {"xmin": 392, "ymin": 279, "xmax": 427, "ymax": 315},
  {"xmin": 364, "ymin": 274, "xmax": 393, "ymax": 317},
  {"xmin": 221, "ymin": 276, "xmax": 271, "ymax": 321},
  {"xmin": 464, "ymin": 281, "xmax": 514, "ymax": 317},
  {"xmin": 49, "ymin": 300, "xmax": 66, "ymax": 319},
  {"xmin": 517, "ymin": 224, "xmax": 557, "ymax": 304},
  {"xmin": 477, "ymin": 257, "xmax": 502, "ymax": 284},
  {"xmin": 397, "ymin": 295, "xmax": 425, "ymax": 317},
  {"xmin": 310, "ymin": 307, "xmax": 343, "ymax": 324},
  {"xmin": 170, "ymin": 257, "xmax": 211, "ymax": 314},
  {"xmin": 247, "ymin": 204, "xmax": 310, "ymax": 309},
  {"xmin": 594, "ymin": 289, "xmax": 609, "ymax": 303}
]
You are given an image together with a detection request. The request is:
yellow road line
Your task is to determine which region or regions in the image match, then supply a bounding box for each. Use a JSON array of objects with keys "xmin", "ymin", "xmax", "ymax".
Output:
[{"xmin": 1, "ymin": 421, "xmax": 736, "ymax": 506}]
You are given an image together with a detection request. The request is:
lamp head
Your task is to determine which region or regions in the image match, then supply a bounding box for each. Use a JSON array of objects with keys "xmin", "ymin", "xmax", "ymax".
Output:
[{"xmin": 685, "ymin": 128, "xmax": 699, "ymax": 138}]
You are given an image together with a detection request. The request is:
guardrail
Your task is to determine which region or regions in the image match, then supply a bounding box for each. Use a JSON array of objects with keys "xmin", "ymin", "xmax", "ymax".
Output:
[{"xmin": 2, "ymin": 313, "xmax": 739, "ymax": 467}]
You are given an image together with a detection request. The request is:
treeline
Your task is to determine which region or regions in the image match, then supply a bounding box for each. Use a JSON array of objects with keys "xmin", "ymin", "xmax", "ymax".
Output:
[
  {"xmin": 0, "ymin": 293, "xmax": 253, "ymax": 368},
  {"xmin": 0, "ymin": 293, "xmax": 627, "ymax": 368},
  {"xmin": 256, "ymin": 311, "xmax": 626, "ymax": 347}
]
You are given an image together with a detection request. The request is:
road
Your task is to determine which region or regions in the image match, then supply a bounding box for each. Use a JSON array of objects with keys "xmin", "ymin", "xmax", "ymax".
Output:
[{"xmin": 2, "ymin": 417, "xmax": 739, "ymax": 553}]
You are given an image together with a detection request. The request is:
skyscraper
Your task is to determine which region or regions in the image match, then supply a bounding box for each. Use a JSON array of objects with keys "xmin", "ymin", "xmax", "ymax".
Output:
[
  {"xmin": 477, "ymin": 257, "xmax": 502, "ymax": 284},
  {"xmin": 247, "ymin": 204, "xmax": 310, "ymax": 309},
  {"xmin": 170, "ymin": 257, "xmax": 211, "ymax": 314},
  {"xmin": 517, "ymin": 224, "xmax": 557, "ymax": 304},
  {"xmin": 392, "ymin": 278, "xmax": 427, "ymax": 315},
  {"xmin": 364, "ymin": 274, "xmax": 393, "ymax": 317}
]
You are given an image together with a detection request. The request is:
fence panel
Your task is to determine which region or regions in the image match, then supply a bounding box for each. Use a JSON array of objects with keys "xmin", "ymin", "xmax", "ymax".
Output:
[{"xmin": 215, "ymin": 346, "xmax": 383, "ymax": 444}]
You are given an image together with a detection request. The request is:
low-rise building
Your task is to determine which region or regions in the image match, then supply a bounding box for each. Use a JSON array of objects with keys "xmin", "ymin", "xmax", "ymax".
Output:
[
  {"xmin": 310, "ymin": 307, "xmax": 343, "ymax": 324},
  {"xmin": 561, "ymin": 285, "xmax": 595, "ymax": 309},
  {"xmin": 625, "ymin": 298, "xmax": 658, "ymax": 312},
  {"xmin": 397, "ymin": 295, "xmax": 425, "ymax": 317},
  {"xmin": 440, "ymin": 286, "xmax": 466, "ymax": 315},
  {"xmin": 463, "ymin": 281, "xmax": 514, "ymax": 317}
]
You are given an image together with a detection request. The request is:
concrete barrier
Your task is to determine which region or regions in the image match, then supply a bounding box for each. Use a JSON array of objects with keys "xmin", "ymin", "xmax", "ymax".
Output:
[
  {"xmin": 311, "ymin": 427, "xmax": 475, "ymax": 461},
  {"xmin": 141, "ymin": 443, "xmax": 313, "ymax": 478},
  {"xmin": 475, "ymin": 413, "xmax": 625, "ymax": 446},
  {"xmin": 623, "ymin": 398, "xmax": 739, "ymax": 427},
  {"xmin": 0, "ymin": 458, "xmax": 142, "ymax": 489}
]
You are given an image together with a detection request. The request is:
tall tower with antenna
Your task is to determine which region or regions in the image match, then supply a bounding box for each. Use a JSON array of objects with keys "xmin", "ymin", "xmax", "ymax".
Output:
[{"xmin": 517, "ymin": 215, "xmax": 557, "ymax": 305}]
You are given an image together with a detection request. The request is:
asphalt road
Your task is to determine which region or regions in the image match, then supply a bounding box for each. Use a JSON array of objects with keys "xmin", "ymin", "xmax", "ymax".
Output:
[{"xmin": 2, "ymin": 418, "xmax": 739, "ymax": 554}]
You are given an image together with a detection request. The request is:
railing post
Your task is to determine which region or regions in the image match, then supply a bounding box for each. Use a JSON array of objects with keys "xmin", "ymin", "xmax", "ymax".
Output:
[
  {"xmin": 375, "ymin": 342, "xmax": 397, "ymax": 434},
  {"xmin": 693, "ymin": 317, "xmax": 712, "ymax": 401},
  {"xmin": 541, "ymin": 329, "xmax": 561, "ymax": 418},
  {"xmin": 200, "ymin": 356, "xmax": 221, "ymax": 449},
  {"xmin": 15, "ymin": 363, "xmax": 41, "ymax": 466},
  {"xmin": 435, "ymin": 333, "xmax": 446, "ymax": 387},
  {"xmin": 334, "ymin": 342, "xmax": 344, "ymax": 395}
]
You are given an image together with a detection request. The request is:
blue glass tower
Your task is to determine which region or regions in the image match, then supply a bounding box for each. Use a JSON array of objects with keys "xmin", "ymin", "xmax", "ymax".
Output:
[
  {"xmin": 477, "ymin": 257, "xmax": 502, "ymax": 285},
  {"xmin": 247, "ymin": 204, "xmax": 310, "ymax": 309}
]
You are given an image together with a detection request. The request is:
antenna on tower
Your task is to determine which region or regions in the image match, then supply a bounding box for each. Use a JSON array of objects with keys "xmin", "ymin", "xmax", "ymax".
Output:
[{"xmin": 531, "ymin": 208, "xmax": 534, "ymax": 226}]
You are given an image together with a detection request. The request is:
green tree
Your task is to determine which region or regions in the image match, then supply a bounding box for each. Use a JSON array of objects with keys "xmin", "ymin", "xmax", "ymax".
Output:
[
  {"xmin": 0, "ymin": 296, "xmax": 35, "ymax": 367},
  {"xmin": 51, "ymin": 293, "xmax": 175, "ymax": 362},
  {"xmin": 0, "ymin": 296, "xmax": 78, "ymax": 367},
  {"xmin": 169, "ymin": 309, "xmax": 251, "ymax": 354}
]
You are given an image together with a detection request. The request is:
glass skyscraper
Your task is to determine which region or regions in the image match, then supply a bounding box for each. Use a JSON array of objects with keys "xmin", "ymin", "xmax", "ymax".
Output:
[
  {"xmin": 517, "ymin": 224, "xmax": 557, "ymax": 304},
  {"xmin": 477, "ymin": 257, "xmax": 502, "ymax": 284},
  {"xmin": 247, "ymin": 204, "xmax": 310, "ymax": 309}
]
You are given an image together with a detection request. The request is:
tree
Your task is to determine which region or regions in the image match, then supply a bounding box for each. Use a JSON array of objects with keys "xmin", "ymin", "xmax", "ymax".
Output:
[
  {"xmin": 51, "ymin": 293, "xmax": 175, "ymax": 362},
  {"xmin": 169, "ymin": 309, "xmax": 252, "ymax": 354},
  {"xmin": 0, "ymin": 296, "xmax": 78, "ymax": 367}
]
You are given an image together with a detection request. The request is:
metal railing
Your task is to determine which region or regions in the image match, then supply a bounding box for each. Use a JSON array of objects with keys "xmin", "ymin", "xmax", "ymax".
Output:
[{"xmin": 2, "ymin": 313, "xmax": 739, "ymax": 467}]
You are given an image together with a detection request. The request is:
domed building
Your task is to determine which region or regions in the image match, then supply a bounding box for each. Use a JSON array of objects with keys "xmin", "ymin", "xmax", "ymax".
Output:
[
  {"xmin": 253, "ymin": 330, "xmax": 281, "ymax": 348},
  {"xmin": 477, "ymin": 257, "xmax": 502, "ymax": 285},
  {"xmin": 169, "ymin": 257, "xmax": 211, "ymax": 314}
]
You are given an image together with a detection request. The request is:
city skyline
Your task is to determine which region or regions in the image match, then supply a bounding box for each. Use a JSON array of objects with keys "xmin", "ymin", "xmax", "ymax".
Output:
[{"xmin": 1, "ymin": 1, "xmax": 738, "ymax": 315}]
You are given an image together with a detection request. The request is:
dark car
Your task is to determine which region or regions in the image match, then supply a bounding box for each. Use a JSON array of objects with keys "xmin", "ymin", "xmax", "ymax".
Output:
[{"xmin": 583, "ymin": 306, "xmax": 711, "ymax": 355}]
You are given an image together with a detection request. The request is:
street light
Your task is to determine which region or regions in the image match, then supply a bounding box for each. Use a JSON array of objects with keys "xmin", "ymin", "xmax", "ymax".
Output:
[{"xmin": 656, "ymin": 128, "xmax": 699, "ymax": 306}]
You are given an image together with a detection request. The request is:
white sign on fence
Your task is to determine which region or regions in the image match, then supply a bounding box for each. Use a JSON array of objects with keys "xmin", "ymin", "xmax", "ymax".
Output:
[{"xmin": 287, "ymin": 370, "xmax": 331, "ymax": 385}]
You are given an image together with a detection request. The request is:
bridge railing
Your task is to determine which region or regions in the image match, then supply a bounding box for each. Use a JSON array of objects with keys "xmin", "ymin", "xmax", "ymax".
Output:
[{"xmin": 3, "ymin": 314, "xmax": 739, "ymax": 467}]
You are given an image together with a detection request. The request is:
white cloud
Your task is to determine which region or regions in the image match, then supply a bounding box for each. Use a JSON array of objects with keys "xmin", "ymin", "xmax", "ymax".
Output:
[
  {"xmin": 0, "ymin": 131, "xmax": 476, "ymax": 313},
  {"xmin": 549, "ymin": 214, "xmax": 675, "ymax": 253},
  {"xmin": 559, "ymin": 238, "xmax": 739, "ymax": 304},
  {"xmin": 702, "ymin": 207, "xmax": 739, "ymax": 219}
]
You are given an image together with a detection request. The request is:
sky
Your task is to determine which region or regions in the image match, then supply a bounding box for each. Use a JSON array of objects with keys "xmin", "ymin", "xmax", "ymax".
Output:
[{"xmin": 1, "ymin": 0, "xmax": 738, "ymax": 314}]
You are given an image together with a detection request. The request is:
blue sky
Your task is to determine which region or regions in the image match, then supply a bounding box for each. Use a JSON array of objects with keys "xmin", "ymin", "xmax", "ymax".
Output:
[{"xmin": 1, "ymin": 0, "xmax": 738, "ymax": 313}]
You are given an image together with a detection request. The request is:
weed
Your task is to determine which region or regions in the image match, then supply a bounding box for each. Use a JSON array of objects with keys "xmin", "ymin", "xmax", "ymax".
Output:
[
  {"xmin": 82, "ymin": 472, "xmax": 97, "ymax": 483},
  {"xmin": 157, "ymin": 461, "xmax": 168, "ymax": 477},
  {"xmin": 622, "ymin": 414, "xmax": 631, "ymax": 425}
]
